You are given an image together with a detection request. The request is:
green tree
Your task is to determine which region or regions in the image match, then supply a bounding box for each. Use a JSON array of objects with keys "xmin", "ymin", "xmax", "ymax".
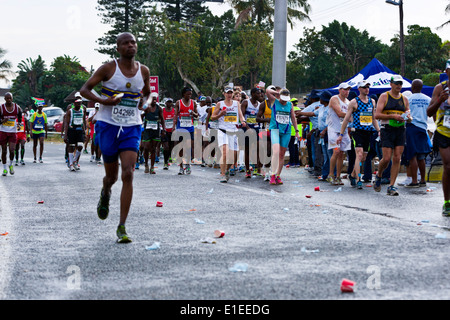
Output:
[
  {"xmin": 230, "ymin": 0, "xmax": 311, "ymax": 30},
  {"xmin": 287, "ymin": 21, "xmax": 386, "ymax": 92},
  {"xmin": 43, "ymin": 55, "xmax": 90, "ymax": 108},
  {"xmin": 96, "ymin": 0, "xmax": 149, "ymax": 57},
  {"xmin": 11, "ymin": 56, "xmax": 47, "ymax": 108},
  {"xmin": 0, "ymin": 47, "xmax": 13, "ymax": 85},
  {"xmin": 162, "ymin": 0, "xmax": 208, "ymax": 23},
  {"xmin": 376, "ymin": 25, "xmax": 448, "ymax": 79}
]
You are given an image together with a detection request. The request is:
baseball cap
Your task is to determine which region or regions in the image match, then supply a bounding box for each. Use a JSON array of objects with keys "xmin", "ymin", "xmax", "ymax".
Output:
[
  {"xmin": 75, "ymin": 92, "xmax": 82, "ymax": 98},
  {"xmin": 390, "ymin": 75, "xmax": 404, "ymax": 83},
  {"xmin": 75, "ymin": 98, "xmax": 82, "ymax": 103},
  {"xmin": 357, "ymin": 80, "xmax": 370, "ymax": 88},
  {"xmin": 338, "ymin": 82, "xmax": 352, "ymax": 90},
  {"xmin": 266, "ymin": 85, "xmax": 276, "ymax": 91},
  {"xmin": 279, "ymin": 88, "xmax": 291, "ymax": 102},
  {"xmin": 95, "ymin": 102, "xmax": 100, "ymax": 108},
  {"xmin": 224, "ymin": 86, "xmax": 233, "ymax": 93}
]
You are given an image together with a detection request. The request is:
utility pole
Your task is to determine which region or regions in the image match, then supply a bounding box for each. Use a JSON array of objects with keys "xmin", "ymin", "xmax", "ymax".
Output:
[
  {"xmin": 386, "ymin": 0, "xmax": 405, "ymax": 76},
  {"xmin": 272, "ymin": 0, "xmax": 288, "ymax": 88}
]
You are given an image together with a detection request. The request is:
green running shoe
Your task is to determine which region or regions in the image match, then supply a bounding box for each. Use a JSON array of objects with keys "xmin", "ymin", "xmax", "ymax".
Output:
[
  {"xmin": 2, "ymin": 169, "xmax": 7, "ymax": 176},
  {"xmin": 442, "ymin": 203, "xmax": 450, "ymax": 217},
  {"xmin": 97, "ymin": 188, "xmax": 110, "ymax": 220},
  {"xmin": 116, "ymin": 225, "xmax": 132, "ymax": 243},
  {"xmin": 9, "ymin": 165, "xmax": 14, "ymax": 175}
]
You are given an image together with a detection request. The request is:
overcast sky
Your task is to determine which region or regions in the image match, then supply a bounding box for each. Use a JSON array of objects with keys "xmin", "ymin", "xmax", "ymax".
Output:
[{"xmin": 1, "ymin": 0, "xmax": 449, "ymax": 87}]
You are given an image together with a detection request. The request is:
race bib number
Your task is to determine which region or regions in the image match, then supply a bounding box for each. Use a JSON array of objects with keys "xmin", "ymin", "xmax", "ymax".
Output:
[
  {"xmin": 180, "ymin": 116, "xmax": 192, "ymax": 127},
  {"xmin": 246, "ymin": 115, "xmax": 256, "ymax": 124},
  {"xmin": 146, "ymin": 121, "xmax": 158, "ymax": 130},
  {"xmin": 73, "ymin": 117, "xmax": 83, "ymax": 126},
  {"xmin": 444, "ymin": 109, "xmax": 450, "ymax": 129},
  {"xmin": 165, "ymin": 119, "xmax": 173, "ymax": 129},
  {"xmin": 3, "ymin": 119, "xmax": 15, "ymax": 127},
  {"xmin": 224, "ymin": 112, "xmax": 237, "ymax": 123},
  {"xmin": 276, "ymin": 111, "xmax": 290, "ymax": 125},
  {"xmin": 359, "ymin": 112, "xmax": 372, "ymax": 126},
  {"xmin": 112, "ymin": 98, "xmax": 138, "ymax": 124}
]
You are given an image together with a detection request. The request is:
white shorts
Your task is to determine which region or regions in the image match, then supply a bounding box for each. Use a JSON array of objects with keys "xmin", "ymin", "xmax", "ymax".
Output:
[
  {"xmin": 328, "ymin": 130, "xmax": 351, "ymax": 151},
  {"xmin": 217, "ymin": 129, "xmax": 239, "ymax": 151}
]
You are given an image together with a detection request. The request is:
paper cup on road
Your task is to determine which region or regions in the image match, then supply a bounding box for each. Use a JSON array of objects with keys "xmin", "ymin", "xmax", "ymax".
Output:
[
  {"xmin": 156, "ymin": 201, "xmax": 163, "ymax": 207},
  {"xmin": 340, "ymin": 279, "xmax": 356, "ymax": 293},
  {"xmin": 314, "ymin": 186, "xmax": 320, "ymax": 191},
  {"xmin": 214, "ymin": 230, "xmax": 225, "ymax": 238}
]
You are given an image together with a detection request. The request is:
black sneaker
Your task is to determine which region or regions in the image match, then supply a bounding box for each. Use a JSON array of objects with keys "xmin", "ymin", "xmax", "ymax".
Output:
[
  {"xmin": 405, "ymin": 182, "xmax": 419, "ymax": 188},
  {"xmin": 97, "ymin": 188, "xmax": 110, "ymax": 220}
]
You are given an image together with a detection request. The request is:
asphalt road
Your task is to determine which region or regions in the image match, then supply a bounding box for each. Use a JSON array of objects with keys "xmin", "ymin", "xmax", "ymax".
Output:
[{"xmin": 0, "ymin": 141, "xmax": 449, "ymax": 304}]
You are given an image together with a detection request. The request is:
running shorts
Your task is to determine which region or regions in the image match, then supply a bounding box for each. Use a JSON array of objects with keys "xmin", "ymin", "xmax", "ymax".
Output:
[
  {"xmin": 380, "ymin": 125, "xmax": 406, "ymax": 149},
  {"xmin": 270, "ymin": 129, "xmax": 291, "ymax": 149},
  {"xmin": 96, "ymin": 121, "xmax": 141, "ymax": 163}
]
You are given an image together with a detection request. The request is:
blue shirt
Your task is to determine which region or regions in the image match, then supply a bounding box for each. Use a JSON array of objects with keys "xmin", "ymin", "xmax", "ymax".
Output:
[
  {"xmin": 317, "ymin": 105, "xmax": 328, "ymax": 131},
  {"xmin": 408, "ymin": 93, "xmax": 431, "ymax": 131},
  {"xmin": 303, "ymin": 101, "xmax": 320, "ymax": 129}
]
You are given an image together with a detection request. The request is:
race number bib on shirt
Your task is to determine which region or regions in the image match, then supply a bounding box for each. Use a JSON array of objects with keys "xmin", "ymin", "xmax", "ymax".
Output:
[
  {"xmin": 444, "ymin": 109, "xmax": 450, "ymax": 129},
  {"xmin": 165, "ymin": 119, "xmax": 173, "ymax": 129},
  {"xmin": 146, "ymin": 121, "xmax": 158, "ymax": 130},
  {"xmin": 180, "ymin": 116, "xmax": 192, "ymax": 127},
  {"xmin": 73, "ymin": 117, "xmax": 83, "ymax": 126},
  {"xmin": 276, "ymin": 111, "xmax": 290, "ymax": 125},
  {"xmin": 224, "ymin": 112, "xmax": 238, "ymax": 123},
  {"xmin": 3, "ymin": 119, "xmax": 15, "ymax": 127},
  {"xmin": 112, "ymin": 98, "xmax": 138, "ymax": 124},
  {"xmin": 359, "ymin": 112, "xmax": 372, "ymax": 126}
]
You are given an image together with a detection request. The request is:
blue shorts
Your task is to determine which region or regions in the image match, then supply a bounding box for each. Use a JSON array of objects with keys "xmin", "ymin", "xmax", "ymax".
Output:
[
  {"xmin": 270, "ymin": 129, "xmax": 291, "ymax": 148},
  {"xmin": 96, "ymin": 121, "xmax": 141, "ymax": 163}
]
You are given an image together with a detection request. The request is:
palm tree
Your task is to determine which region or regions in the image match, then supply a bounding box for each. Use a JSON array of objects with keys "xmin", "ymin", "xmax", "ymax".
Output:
[
  {"xmin": 230, "ymin": 0, "xmax": 311, "ymax": 29},
  {"xmin": 438, "ymin": 1, "xmax": 450, "ymax": 29},
  {"xmin": 16, "ymin": 56, "xmax": 46, "ymax": 97},
  {"xmin": 0, "ymin": 47, "xmax": 14, "ymax": 85}
]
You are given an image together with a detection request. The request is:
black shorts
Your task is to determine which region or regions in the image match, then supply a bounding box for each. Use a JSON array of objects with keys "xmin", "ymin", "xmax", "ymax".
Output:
[
  {"xmin": 433, "ymin": 130, "xmax": 450, "ymax": 150},
  {"xmin": 67, "ymin": 128, "xmax": 85, "ymax": 145},
  {"xmin": 380, "ymin": 125, "xmax": 406, "ymax": 149},
  {"xmin": 142, "ymin": 129, "xmax": 160, "ymax": 142},
  {"xmin": 352, "ymin": 129, "xmax": 372, "ymax": 152}
]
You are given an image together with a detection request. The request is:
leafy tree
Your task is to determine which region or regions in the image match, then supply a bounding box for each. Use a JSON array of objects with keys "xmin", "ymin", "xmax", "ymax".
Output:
[
  {"xmin": 287, "ymin": 21, "xmax": 386, "ymax": 92},
  {"xmin": 230, "ymin": 0, "xmax": 311, "ymax": 31},
  {"xmin": 11, "ymin": 56, "xmax": 47, "ymax": 108},
  {"xmin": 43, "ymin": 55, "xmax": 90, "ymax": 108},
  {"xmin": 161, "ymin": 0, "xmax": 208, "ymax": 23},
  {"xmin": 0, "ymin": 47, "xmax": 13, "ymax": 85},
  {"xmin": 96, "ymin": 0, "xmax": 149, "ymax": 57},
  {"xmin": 376, "ymin": 25, "xmax": 448, "ymax": 79}
]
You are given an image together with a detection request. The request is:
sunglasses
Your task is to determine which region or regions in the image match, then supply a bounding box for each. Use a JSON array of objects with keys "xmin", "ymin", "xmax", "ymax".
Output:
[{"xmin": 392, "ymin": 81, "xmax": 403, "ymax": 86}]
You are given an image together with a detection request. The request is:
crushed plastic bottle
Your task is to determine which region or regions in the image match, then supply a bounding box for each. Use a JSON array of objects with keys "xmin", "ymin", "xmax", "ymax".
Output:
[
  {"xmin": 229, "ymin": 262, "xmax": 248, "ymax": 272},
  {"xmin": 334, "ymin": 187, "xmax": 342, "ymax": 192},
  {"xmin": 145, "ymin": 242, "xmax": 161, "ymax": 250},
  {"xmin": 207, "ymin": 188, "xmax": 214, "ymax": 194},
  {"xmin": 435, "ymin": 233, "xmax": 447, "ymax": 239},
  {"xmin": 195, "ymin": 218, "xmax": 205, "ymax": 224}
]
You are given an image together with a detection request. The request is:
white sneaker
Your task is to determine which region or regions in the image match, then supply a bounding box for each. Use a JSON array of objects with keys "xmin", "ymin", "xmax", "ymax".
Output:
[
  {"xmin": 70, "ymin": 164, "xmax": 76, "ymax": 172},
  {"xmin": 398, "ymin": 176, "xmax": 412, "ymax": 186}
]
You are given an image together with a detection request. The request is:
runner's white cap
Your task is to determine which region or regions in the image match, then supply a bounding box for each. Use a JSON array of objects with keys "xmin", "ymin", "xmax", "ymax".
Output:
[
  {"xmin": 338, "ymin": 82, "xmax": 351, "ymax": 90},
  {"xmin": 357, "ymin": 80, "xmax": 370, "ymax": 88},
  {"xmin": 390, "ymin": 75, "xmax": 404, "ymax": 83},
  {"xmin": 279, "ymin": 88, "xmax": 291, "ymax": 102}
]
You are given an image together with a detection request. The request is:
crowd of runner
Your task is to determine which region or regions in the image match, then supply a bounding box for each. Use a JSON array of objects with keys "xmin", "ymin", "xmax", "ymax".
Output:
[{"xmin": 1, "ymin": 32, "xmax": 449, "ymax": 243}]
